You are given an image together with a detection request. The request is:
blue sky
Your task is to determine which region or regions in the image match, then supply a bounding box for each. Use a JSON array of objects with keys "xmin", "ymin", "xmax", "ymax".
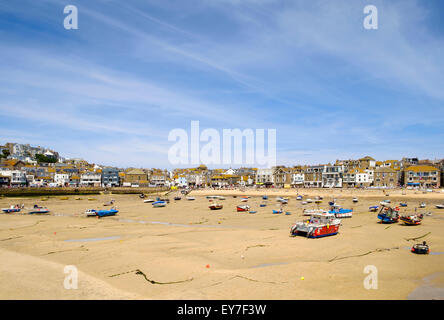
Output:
[{"xmin": 1, "ymin": 0, "xmax": 443, "ymax": 168}]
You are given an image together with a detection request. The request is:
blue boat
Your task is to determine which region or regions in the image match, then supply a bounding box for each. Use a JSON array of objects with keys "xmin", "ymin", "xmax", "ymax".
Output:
[
  {"xmin": 272, "ymin": 209, "xmax": 283, "ymax": 214},
  {"xmin": 399, "ymin": 203, "xmax": 407, "ymax": 207},
  {"xmin": 377, "ymin": 206, "xmax": 399, "ymax": 224},
  {"xmin": 262, "ymin": 196, "xmax": 268, "ymax": 200},
  {"xmin": 329, "ymin": 208, "xmax": 353, "ymax": 218},
  {"xmin": 95, "ymin": 209, "xmax": 118, "ymax": 217},
  {"xmin": 152, "ymin": 200, "xmax": 166, "ymax": 205},
  {"xmin": 260, "ymin": 204, "xmax": 267, "ymax": 207},
  {"xmin": 2, "ymin": 207, "xmax": 21, "ymax": 213},
  {"xmin": 285, "ymin": 212, "xmax": 292, "ymax": 215},
  {"xmin": 369, "ymin": 205, "xmax": 379, "ymax": 212}
]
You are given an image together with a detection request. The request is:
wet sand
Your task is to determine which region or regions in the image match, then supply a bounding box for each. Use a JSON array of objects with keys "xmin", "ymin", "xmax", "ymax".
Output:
[{"xmin": 1, "ymin": 188, "xmax": 444, "ymax": 299}]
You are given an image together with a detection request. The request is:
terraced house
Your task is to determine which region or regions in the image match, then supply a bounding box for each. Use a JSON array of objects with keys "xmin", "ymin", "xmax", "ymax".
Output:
[{"xmin": 403, "ymin": 165, "xmax": 441, "ymax": 188}]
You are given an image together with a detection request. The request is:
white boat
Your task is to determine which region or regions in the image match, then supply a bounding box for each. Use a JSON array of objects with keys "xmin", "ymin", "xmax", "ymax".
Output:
[
  {"xmin": 152, "ymin": 201, "xmax": 167, "ymax": 208},
  {"xmin": 85, "ymin": 209, "xmax": 98, "ymax": 217},
  {"xmin": 301, "ymin": 201, "xmax": 308, "ymax": 205},
  {"xmin": 302, "ymin": 209, "xmax": 328, "ymax": 216},
  {"xmin": 186, "ymin": 196, "xmax": 196, "ymax": 201},
  {"xmin": 306, "ymin": 199, "xmax": 313, "ymax": 203},
  {"xmin": 216, "ymin": 196, "xmax": 226, "ymax": 200},
  {"xmin": 143, "ymin": 199, "xmax": 155, "ymax": 203},
  {"xmin": 419, "ymin": 202, "xmax": 426, "ymax": 208},
  {"xmin": 436, "ymin": 204, "xmax": 444, "ymax": 209},
  {"xmin": 296, "ymin": 195, "xmax": 303, "ymax": 200},
  {"xmin": 290, "ymin": 213, "xmax": 341, "ymax": 238},
  {"xmin": 352, "ymin": 198, "xmax": 358, "ymax": 203}
]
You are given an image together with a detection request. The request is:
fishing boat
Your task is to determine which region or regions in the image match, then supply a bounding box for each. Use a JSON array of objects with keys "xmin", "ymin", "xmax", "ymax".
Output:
[
  {"xmin": 186, "ymin": 196, "xmax": 196, "ymax": 201},
  {"xmin": 241, "ymin": 198, "xmax": 249, "ymax": 202},
  {"xmin": 290, "ymin": 213, "xmax": 341, "ymax": 238},
  {"xmin": 369, "ymin": 205, "xmax": 379, "ymax": 212},
  {"xmin": 28, "ymin": 205, "xmax": 50, "ymax": 214},
  {"xmin": 209, "ymin": 203, "xmax": 223, "ymax": 210},
  {"xmin": 419, "ymin": 202, "xmax": 426, "ymax": 208},
  {"xmin": 411, "ymin": 241, "xmax": 430, "ymax": 254},
  {"xmin": 272, "ymin": 209, "xmax": 283, "ymax": 214},
  {"xmin": 2, "ymin": 205, "xmax": 21, "ymax": 213},
  {"xmin": 262, "ymin": 195, "xmax": 268, "ymax": 200},
  {"xmin": 296, "ymin": 195, "xmax": 303, "ymax": 200},
  {"xmin": 352, "ymin": 198, "xmax": 358, "ymax": 203},
  {"xmin": 236, "ymin": 205, "xmax": 250, "ymax": 212},
  {"xmin": 302, "ymin": 209, "xmax": 328, "ymax": 216},
  {"xmin": 276, "ymin": 197, "xmax": 288, "ymax": 204},
  {"xmin": 399, "ymin": 203, "xmax": 408, "ymax": 207},
  {"xmin": 400, "ymin": 213, "xmax": 423, "ymax": 226},
  {"xmin": 436, "ymin": 204, "xmax": 444, "ymax": 209},
  {"xmin": 379, "ymin": 200, "xmax": 391, "ymax": 206},
  {"xmin": 152, "ymin": 201, "xmax": 166, "ymax": 208},
  {"xmin": 85, "ymin": 208, "xmax": 118, "ymax": 217},
  {"xmin": 377, "ymin": 205, "xmax": 400, "ymax": 224}
]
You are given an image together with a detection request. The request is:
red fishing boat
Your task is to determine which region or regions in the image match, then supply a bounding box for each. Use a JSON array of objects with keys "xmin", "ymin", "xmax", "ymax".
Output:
[
  {"xmin": 290, "ymin": 213, "xmax": 341, "ymax": 238},
  {"xmin": 209, "ymin": 203, "xmax": 223, "ymax": 210}
]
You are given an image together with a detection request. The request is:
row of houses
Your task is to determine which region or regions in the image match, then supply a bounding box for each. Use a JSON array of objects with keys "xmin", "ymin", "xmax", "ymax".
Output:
[
  {"xmin": 0, "ymin": 159, "xmax": 170, "ymax": 188},
  {"xmin": 1, "ymin": 155, "xmax": 443, "ymax": 189}
]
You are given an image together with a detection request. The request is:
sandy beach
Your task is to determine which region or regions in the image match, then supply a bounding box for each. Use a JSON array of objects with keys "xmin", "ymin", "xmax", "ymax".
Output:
[{"xmin": 1, "ymin": 188, "xmax": 443, "ymax": 300}]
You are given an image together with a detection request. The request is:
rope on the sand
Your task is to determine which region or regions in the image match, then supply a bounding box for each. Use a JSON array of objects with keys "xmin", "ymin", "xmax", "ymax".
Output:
[
  {"xmin": 0, "ymin": 235, "xmax": 23, "ymax": 241},
  {"xmin": 109, "ymin": 269, "xmax": 193, "ymax": 285},
  {"xmin": 43, "ymin": 245, "xmax": 88, "ymax": 255},
  {"xmin": 328, "ymin": 247, "xmax": 400, "ymax": 262},
  {"xmin": 245, "ymin": 244, "xmax": 268, "ymax": 251},
  {"xmin": 8, "ymin": 220, "xmax": 45, "ymax": 230},
  {"xmin": 404, "ymin": 232, "xmax": 431, "ymax": 242}
]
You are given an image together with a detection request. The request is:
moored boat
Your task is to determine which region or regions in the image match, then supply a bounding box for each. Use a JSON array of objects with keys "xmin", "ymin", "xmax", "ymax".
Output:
[
  {"xmin": 290, "ymin": 213, "xmax": 341, "ymax": 238},
  {"xmin": 144, "ymin": 199, "xmax": 155, "ymax": 203},
  {"xmin": 377, "ymin": 205, "xmax": 400, "ymax": 224},
  {"xmin": 260, "ymin": 203, "xmax": 267, "ymax": 207},
  {"xmin": 85, "ymin": 208, "xmax": 118, "ymax": 217},
  {"xmin": 399, "ymin": 203, "xmax": 407, "ymax": 207},
  {"xmin": 2, "ymin": 205, "xmax": 21, "ymax": 213},
  {"xmin": 152, "ymin": 201, "xmax": 166, "ymax": 207},
  {"xmin": 303, "ymin": 209, "xmax": 328, "ymax": 216},
  {"xmin": 436, "ymin": 204, "xmax": 444, "ymax": 209},
  {"xmin": 369, "ymin": 205, "xmax": 379, "ymax": 212},
  {"xmin": 236, "ymin": 205, "xmax": 250, "ymax": 212},
  {"xmin": 296, "ymin": 195, "xmax": 303, "ymax": 201},
  {"xmin": 352, "ymin": 198, "xmax": 358, "ymax": 203},
  {"xmin": 400, "ymin": 213, "xmax": 423, "ymax": 225},
  {"xmin": 411, "ymin": 241, "xmax": 430, "ymax": 254},
  {"xmin": 272, "ymin": 209, "xmax": 283, "ymax": 214},
  {"xmin": 262, "ymin": 195, "xmax": 268, "ymax": 200},
  {"xmin": 329, "ymin": 208, "xmax": 353, "ymax": 218},
  {"xmin": 28, "ymin": 205, "xmax": 50, "ymax": 214},
  {"xmin": 419, "ymin": 202, "xmax": 426, "ymax": 208},
  {"xmin": 209, "ymin": 203, "xmax": 223, "ymax": 210},
  {"xmin": 186, "ymin": 196, "xmax": 196, "ymax": 201}
]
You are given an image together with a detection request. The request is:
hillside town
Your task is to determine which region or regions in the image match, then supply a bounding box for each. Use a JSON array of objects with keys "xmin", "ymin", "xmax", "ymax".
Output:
[{"xmin": 1, "ymin": 142, "xmax": 443, "ymax": 189}]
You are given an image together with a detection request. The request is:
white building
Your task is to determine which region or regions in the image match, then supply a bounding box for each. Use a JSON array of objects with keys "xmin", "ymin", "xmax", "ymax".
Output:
[
  {"xmin": 255, "ymin": 168, "xmax": 274, "ymax": 185},
  {"xmin": 291, "ymin": 172, "xmax": 305, "ymax": 186},
  {"xmin": 80, "ymin": 173, "xmax": 101, "ymax": 187},
  {"xmin": 322, "ymin": 165, "xmax": 344, "ymax": 188},
  {"xmin": 54, "ymin": 173, "xmax": 70, "ymax": 186},
  {"xmin": 0, "ymin": 170, "xmax": 27, "ymax": 185}
]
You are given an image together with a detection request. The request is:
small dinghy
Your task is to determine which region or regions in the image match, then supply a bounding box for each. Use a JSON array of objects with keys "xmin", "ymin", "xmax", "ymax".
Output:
[
  {"xmin": 186, "ymin": 196, "xmax": 196, "ymax": 201},
  {"xmin": 216, "ymin": 196, "xmax": 226, "ymax": 200},
  {"xmin": 399, "ymin": 203, "xmax": 408, "ymax": 207},
  {"xmin": 209, "ymin": 203, "xmax": 223, "ymax": 210},
  {"xmin": 103, "ymin": 199, "xmax": 115, "ymax": 206},
  {"xmin": 419, "ymin": 202, "xmax": 426, "ymax": 208},
  {"xmin": 306, "ymin": 199, "xmax": 313, "ymax": 203},
  {"xmin": 2, "ymin": 205, "xmax": 22, "ymax": 213},
  {"xmin": 285, "ymin": 212, "xmax": 292, "ymax": 215},
  {"xmin": 249, "ymin": 211, "xmax": 257, "ymax": 214},
  {"xmin": 144, "ymin": 199, "xmax": 155, "ymax": 203},
  {"xmin": 262, "ymin": 195, "xmax": 268, "ymax": 200},
  {"xmin": 139, "ymin": 194, "xmax": 146, "ymax": 199},
  {"xmin": 301, "ymin": 201, "xmax": 308, "ymax": 205},
  {"xmin": 259, "ymin": 203, "xmax": 267, "ymax": 207},
  {"xmin": 272, "ymin": 209, "xmax": 283, "ymax": 214},
  {"xmin": 240, "ymin": 197, "xmax": 249, "ymax": 202},
  {"xmin": 174, "ymin": 197, "xmax": 182, "ymax": 200},
  {"xmin": 152, "ymin": 201, "xmax": 166, "ymax": 208},
  {"xmin": 237, "ymin": 205, "xmax": 250, "ymax": 212},
  {"xmin": 28, "ymin": 206, "xmax": 50, "ymax": 214},
  {"xmin": 369, "ymin": 205, "xmax": 379, "ymax": 212},
  {"xmin": 436, "ymin": 204, "xmax": 444, "ymax": 209},
  {"xmin": 296, "ymin": 195, "xmax": 303, "ymax": 200},
  {"xmin": 352, "ymin": 198, "xmax": 358, "ymax": 203},
  {"xmin": 411, "ymin": 241, "xmax": 430, "ymax": 254}
]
